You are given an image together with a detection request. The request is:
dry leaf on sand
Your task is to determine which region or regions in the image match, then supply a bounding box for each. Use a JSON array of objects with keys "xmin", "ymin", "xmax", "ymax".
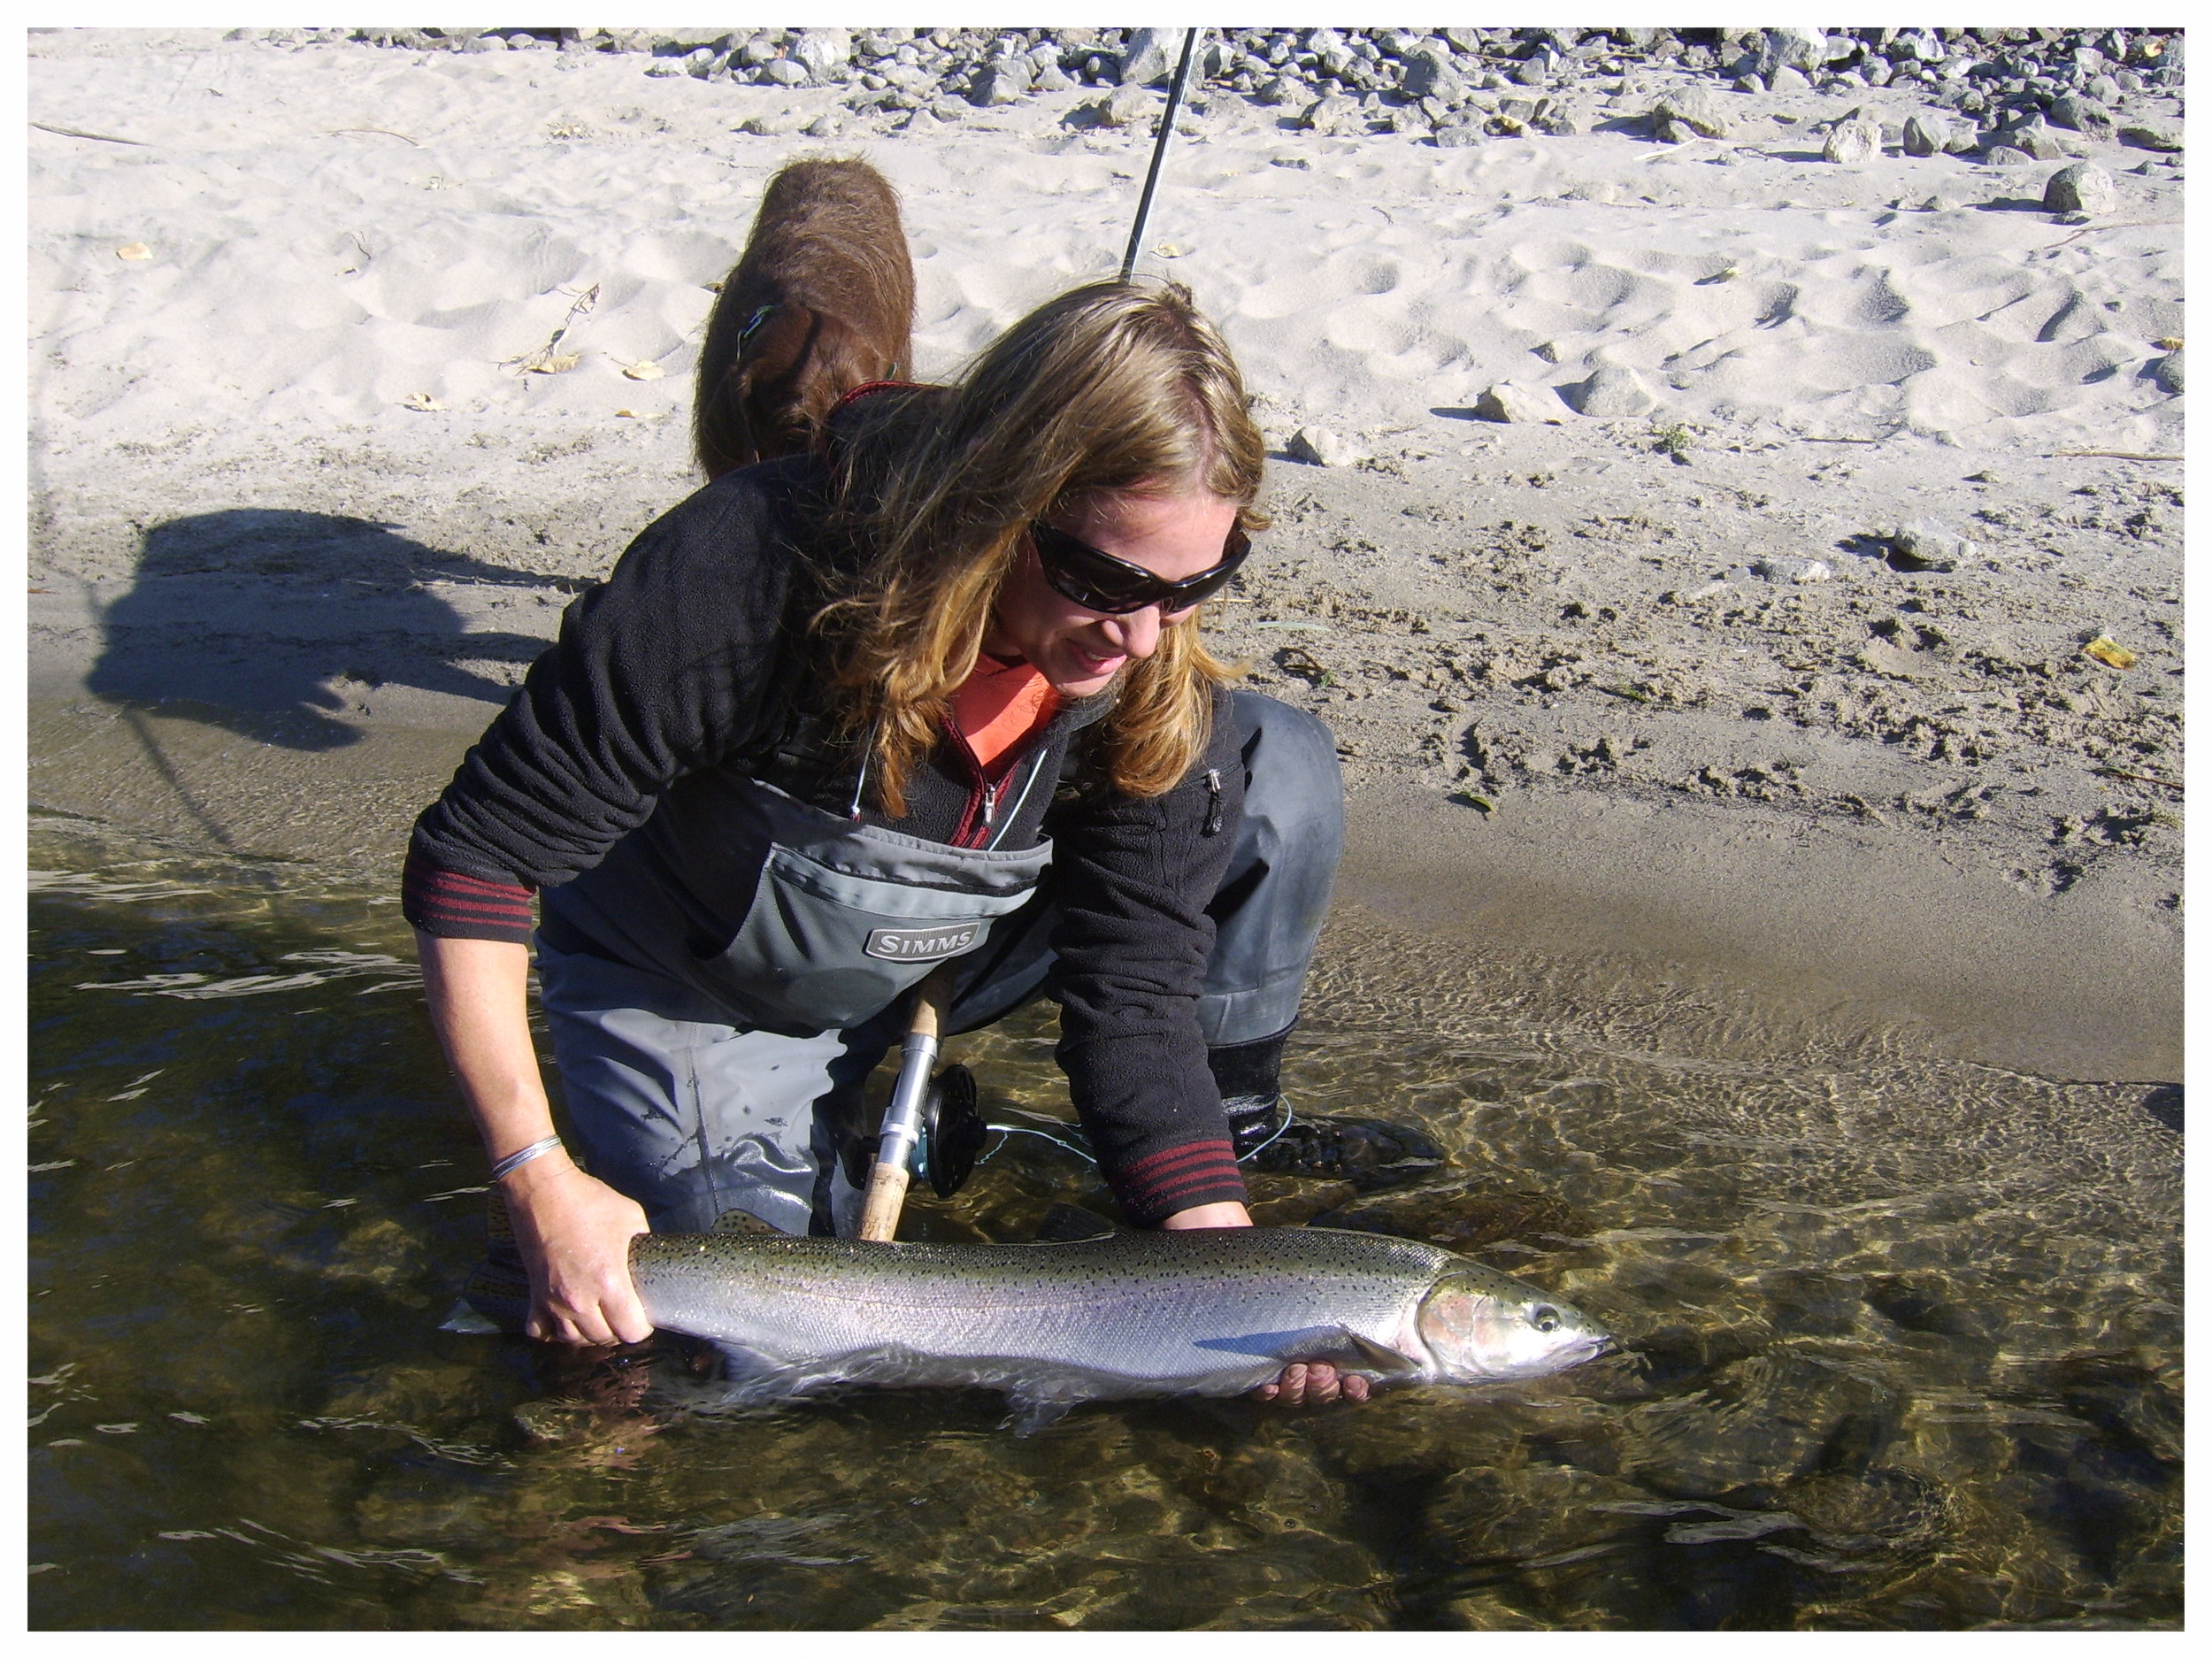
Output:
[
  {"xmin": 525, "ymin": 353, "xmax": 581, "ymax": 375},
  {"xmin": 2084, "ymin": 635, "xmax": 2137, "ymax": 670},
  {"xmin": 116, "ymin": 242, "xmax": 153, "ymax": 261},
  {"xmin": 622, "ymin": 362, "xmax": 666, "ymax": 381},
  {"xmin": 401, "ymin": 392, "xmax": 447, "ymax": 411}
]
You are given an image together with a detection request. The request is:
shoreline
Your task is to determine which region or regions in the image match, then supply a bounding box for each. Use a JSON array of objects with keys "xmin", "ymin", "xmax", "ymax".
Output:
[{"xmin": 27, "ymin": 26, "xmax": 2182, "ymax": 1087}]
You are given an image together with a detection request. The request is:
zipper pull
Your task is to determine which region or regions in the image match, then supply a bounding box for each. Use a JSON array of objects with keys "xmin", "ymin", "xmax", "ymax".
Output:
[
  {"xmin": 981, "ymin": 780, "xmax": 999, "ymax": 827},
  {"xmin": 1202, "ymin": 768, "xmax": 1224, "ymax": 836}
]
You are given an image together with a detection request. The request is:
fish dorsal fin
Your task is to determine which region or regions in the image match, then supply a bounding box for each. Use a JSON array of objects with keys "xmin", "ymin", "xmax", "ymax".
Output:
[
  {"xmin": 1296, "ymin": 1327, "xmax": 1421, "ymax": 1378},
  {"xmin": 1032, "ymin": 1202, "xmax": 1121, "ymax": 1243}
]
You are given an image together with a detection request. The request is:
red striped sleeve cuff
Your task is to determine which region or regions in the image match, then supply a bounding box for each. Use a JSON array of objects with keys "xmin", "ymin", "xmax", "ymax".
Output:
[
  {"xmin": 1108, "ymin": 1138, "xmax": 1247, "ymax": 1227},
  {"xmin": 401, "ymin": 846, "xmax": 536, "ymax": 944}
]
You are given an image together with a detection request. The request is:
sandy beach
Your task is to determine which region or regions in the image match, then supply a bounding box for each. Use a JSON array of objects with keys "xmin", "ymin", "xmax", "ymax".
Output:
[{"xmin": 27, "ymin": 26, "xmax": 2184, "ymax": 1083}]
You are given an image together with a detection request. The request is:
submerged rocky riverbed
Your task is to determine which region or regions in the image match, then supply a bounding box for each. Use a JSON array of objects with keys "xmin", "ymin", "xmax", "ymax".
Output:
[{"xmin": 27, "ymin": 815, "xmax": 2182, "ymax": 1629}]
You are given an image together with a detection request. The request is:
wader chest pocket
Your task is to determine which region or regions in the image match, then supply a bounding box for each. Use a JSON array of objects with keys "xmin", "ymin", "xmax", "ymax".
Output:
[{"xmin": 706, "ymin": 794, "xmax": 1050, "ymax": 1035}]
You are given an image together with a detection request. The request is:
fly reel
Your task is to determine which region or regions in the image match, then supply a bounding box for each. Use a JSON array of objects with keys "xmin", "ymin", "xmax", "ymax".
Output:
[
  {"xmin": 915, "ymin": 1063, "xmax": 987, "ymax": 1198},
  {"xmin": 842, "ymin": 1064, "xmax": 989, "ymax": 1200}
]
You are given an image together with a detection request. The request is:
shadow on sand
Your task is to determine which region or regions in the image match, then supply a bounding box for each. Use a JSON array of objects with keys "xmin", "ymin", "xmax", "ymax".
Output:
[{"xmin": 84, "ymin": 508, "xmax": 564, "ymax": 752}]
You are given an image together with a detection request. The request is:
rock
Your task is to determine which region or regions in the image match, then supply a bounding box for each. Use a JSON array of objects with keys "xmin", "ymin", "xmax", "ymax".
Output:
[
  {"xmin": 1755, "ymin": 27, "xmax": 1825, "ymax": 80},
  {"xmin": 1511, "ymin": 55, "xmax": 1553, "ymax": 87},
  {"xmin": 1286, "ymin": 426, "xmax": 1366, "ymax": 466},
  {"xmin": 1769, "ymin": 65, "xmax": 1812, "ymax": 92},
  {"xmin": 2043, "ymin": 161, "xmax": 2119, "ymax": 213},
  {"xmin": 2084, "ymin": 73, "xmax": 2124, "ymax": 104},
  {"xmin": 803, "ymin": 111, "xmax": 843, "ymax": 139},
  {"xmin": 738, "ymin": 108, "xmax": 809, "ymax": 137},
  {"xmin": 737, "ymin": 33, "xmax": 780, "ymax": 67},
  {"xmin": 1401, "ymin": 44, "xmax": 1463, "ymax": 103},
  {"xmin": 1033, "ymin": 64, "xmax": 1075, "ymax": 94},
  {"xmin": 1566, "ymin": 364, "xmax": 1657, "ymax": 418},
  {"xmin": 788, "ymin": 27, "xmax": 851, "ymax": 80},
  {"xmin": 1118, "ymin": 26, "xmax": 1177, "ymax": 87},
  {"xmin": 2048, "ymin": 94, "xmax": 2116, "ymax": 137},
  {"xmin": 2149, "ymin": 349, "xmax": 2183, "ymax": 395},
  {"xmin": 1474, "ymin": 381, "xmax": 1570, "ymax": 424},
  {"xmin": 1307, "ymin": 27, "xmax": 1354, "ymax": 80},
  {"xmin": 1537, "ymin": 105, "xmax": 1587, "ymax": 136},
  {"xmin": 1754, "ymin": 557, "xmax": 1832, "ymax": 582},
  {"xmin": 1100, "ymin": 83, "xmax": 1158, "ymax": 127},
  {"xmin": 1901, "ymin": 112, "xmax": 1954, "ymax": 156},
  {"xmin": 1650, "ymin": 87, "xmax": 1728, "ymax": 138},
  {"xmin": 1824, "ymin": 118, "xmax": 1883, "ymax": 163},
  {"xmin": 1981, "ymin": 144, "xmax": 2034, "ymax": 166},
  {"xmin": 762, "ymin": 58, "xmax": 810, "ymax": 88},
  {"xmin": 970, "ymin": 58, "xmax": 1033, "ymax": 105},
  {"xmin": 1431, "ymin": 123, "xmax": 1485, "ymax": 149},
  {"xmin": 2118, "ymin": 121, "xmax": 2184, "ymax": 151},
  {"xmin": 1300, "ymin": 93, "xmax": 1364, "ymax": 135},
  {"xmin": 1892, "ymin": 518, "xmax": 1976, "ymax": 572},
  {"xmin": 1252, "ymin": 75, "xmax": 1300, "ymax": 107}
]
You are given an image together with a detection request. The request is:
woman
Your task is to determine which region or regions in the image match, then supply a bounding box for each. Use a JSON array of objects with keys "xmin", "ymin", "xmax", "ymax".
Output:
[{"xmin": 406, "ymin": 280, "xmax": 1407, "ymax": 1403}]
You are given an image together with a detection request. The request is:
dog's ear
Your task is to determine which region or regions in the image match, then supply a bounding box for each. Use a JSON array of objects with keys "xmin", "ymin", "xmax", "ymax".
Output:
[
  {"xmin": 696, "ymin": 303, "xmax": 819, "ymax": 472},
  {"xmin": 790, "ymin": 311, "xmax": 885, "ymax": 432},
  {"xmin": 733, "ymin": 303, "xmax": 828, "ymax": 465},
  {"xmin": 737, "ymin": 302, "xmax": 818, "ymax": 385}
]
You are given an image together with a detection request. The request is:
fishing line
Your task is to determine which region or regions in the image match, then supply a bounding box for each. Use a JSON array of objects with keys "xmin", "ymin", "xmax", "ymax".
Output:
[
  {"xmin": 1118, "ymin": 27, "xmax": 1203, "ymax": 282},
  {"xmin": 977, "ymin": 1123, "xmax": 1097, "ymax": 1166},
  {"xmin": 972, "ymin": 1098, "xmax": 1297, "ymax": 1170},
  {"xmin": 1234, "ymin": 1098, "xmax": 1296, "ymax": 1164}
]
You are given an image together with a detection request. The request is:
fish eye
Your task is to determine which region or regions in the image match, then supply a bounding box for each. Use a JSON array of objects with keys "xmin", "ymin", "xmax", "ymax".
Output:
[{"xmin": 1530, "ymin": 1304, "xmax": 1561, "ymax": 1333}]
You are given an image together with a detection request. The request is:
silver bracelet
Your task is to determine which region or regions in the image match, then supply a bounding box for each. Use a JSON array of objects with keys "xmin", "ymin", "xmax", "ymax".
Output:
[{"xmin": 489, "ymin": 1133, "xmax": 565, "ymax": 1182}]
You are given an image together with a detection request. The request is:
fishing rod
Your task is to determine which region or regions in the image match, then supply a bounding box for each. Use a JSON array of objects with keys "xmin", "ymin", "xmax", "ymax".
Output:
[
  {"xmin": 856, "ymin": 962, "xmax": 957, "ymax": 1240},
  {"xmin": 861, "ymin": 28, "xmax": 1210, "ymax": 1242},
  {"xmin": 1118, "ymin": 27, "xmax": 1203, "ymax": 282}
]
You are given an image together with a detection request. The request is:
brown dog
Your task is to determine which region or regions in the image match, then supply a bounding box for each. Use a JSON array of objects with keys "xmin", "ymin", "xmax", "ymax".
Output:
[{"xmin": 693, "ymin": 158, "xmax": 916, "ymax": 478}]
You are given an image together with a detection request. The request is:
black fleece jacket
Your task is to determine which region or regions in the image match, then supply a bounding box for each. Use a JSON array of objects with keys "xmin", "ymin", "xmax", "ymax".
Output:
[{"xmin": 404, "ymin": 455, "xmax": 1248, "ymax": 1223}]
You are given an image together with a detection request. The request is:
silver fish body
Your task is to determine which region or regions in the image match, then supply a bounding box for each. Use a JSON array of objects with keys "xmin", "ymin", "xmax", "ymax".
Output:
[{"xmin": 631, "ymin": 1226, "xmax": 1609, "ymax": 1427}]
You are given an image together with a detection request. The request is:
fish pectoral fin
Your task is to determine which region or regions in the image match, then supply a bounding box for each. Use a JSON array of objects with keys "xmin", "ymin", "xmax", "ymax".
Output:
[
  {"xmin": 1293, "ymin": 1328, "xmax": 1422, "ymax": 1378},
  {"xmin": 1031, "ymin": 1202, "xmax": 1122, "ymax": 1243},
  {"xmin": 710, "ymin": 1207, "xmax": 783, "ymax": 1236},
  {"xmin": 1006, "ymin": 1394, "xmax": 1076, "ymax": 1436}
]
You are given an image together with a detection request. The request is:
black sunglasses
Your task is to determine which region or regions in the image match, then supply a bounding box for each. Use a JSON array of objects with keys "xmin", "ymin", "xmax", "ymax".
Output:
[{"xmin": 1028, "ymin": 520, "xmax": 1252, "ymax": 616}]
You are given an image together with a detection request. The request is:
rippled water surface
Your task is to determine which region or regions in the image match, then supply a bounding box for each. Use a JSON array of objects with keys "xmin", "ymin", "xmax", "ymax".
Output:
[{"xmin": 28, "ymin": 816, "xmax": 2182, "ymax": 1629}]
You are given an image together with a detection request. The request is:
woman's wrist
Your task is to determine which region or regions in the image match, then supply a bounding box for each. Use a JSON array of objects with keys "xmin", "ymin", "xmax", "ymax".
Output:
[
  {"xmin": 1158, "ymin": 1201, "xmax": 1253, "ymax": 1230},
  {"xmin": 496, "ymin": 1142, "xmax": 580, "ymax": 1200}
]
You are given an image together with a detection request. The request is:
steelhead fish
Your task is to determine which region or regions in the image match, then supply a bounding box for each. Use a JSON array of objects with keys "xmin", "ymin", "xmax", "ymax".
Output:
[{"xmin": 631, "ymin": 1225, "xmax": 1610, "ymax": 1430}]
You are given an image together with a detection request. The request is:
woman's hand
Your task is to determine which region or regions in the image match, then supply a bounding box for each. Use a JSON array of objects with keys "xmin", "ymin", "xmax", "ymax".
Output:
[
  {"xmin": 1157, "ymin": 1198, "xmax": 1373, "ymax": 1407},
  {"xmin": 502, "ymin": 1151, "xmax": 653, "ymax": 1346},
  {"xmin": 415, "ymin": 931, "xmax": 654, "ymax": 1347}
]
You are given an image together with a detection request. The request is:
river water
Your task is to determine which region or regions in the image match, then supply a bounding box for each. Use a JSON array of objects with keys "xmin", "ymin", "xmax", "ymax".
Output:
[{"xmin": 27, "ymin": 812, "xmax": 2182, "ymax": 1630}]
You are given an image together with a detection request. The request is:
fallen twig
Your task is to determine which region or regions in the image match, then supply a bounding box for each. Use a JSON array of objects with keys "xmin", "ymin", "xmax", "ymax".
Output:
[
  {"xmin": 326, "ymin": 127, "xmax": 422, "ymax": 147},
  {"xmin": 31, "ymin": 119, "xmax": 149, "ymax": 146},
  {"xmin": 2041, "ymin": 218, "xmax": 2179, "ymax": 249},
  {"xmin": 2095, "ymin": 766, "xmax": 2184, "ymax": 794},
  {"xmin": 509, "ymin": 282, "xmax": 601, "ymax": 374},
  {"xmin": 2041, "ymin": 450, "xmax": 2184, "ymax": 461},
  {"xmin": 1802, "ymin": 435, "xmax": 1881, "ymax": 445}
]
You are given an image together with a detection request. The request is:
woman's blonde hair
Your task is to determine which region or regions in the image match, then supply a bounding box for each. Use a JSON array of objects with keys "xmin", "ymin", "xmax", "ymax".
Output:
[{"xmin": 815, "ymin": 279, "xmax": 1264, "ymax": 816}]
